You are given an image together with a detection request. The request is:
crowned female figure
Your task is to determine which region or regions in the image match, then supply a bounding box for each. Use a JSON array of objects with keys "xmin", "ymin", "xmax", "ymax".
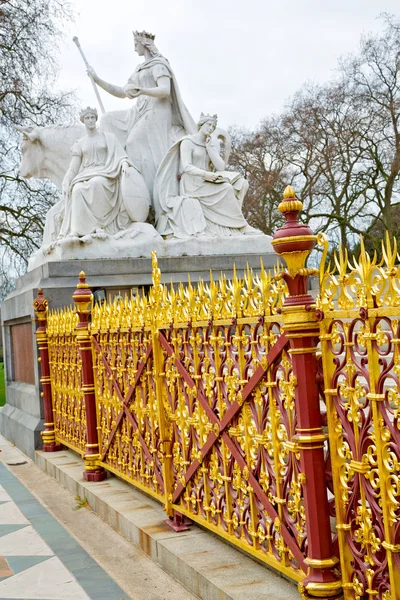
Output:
[
  {"xmin": 87, "ymin": 30, "xmax": 195, "ymax": 201},
  {"xmin": 154, "ymin": 113, "xmax": 260, "ymax": 238},
  {"xmin": 59, "ymin": 107, "xmax": 149, "ymax": 238}
]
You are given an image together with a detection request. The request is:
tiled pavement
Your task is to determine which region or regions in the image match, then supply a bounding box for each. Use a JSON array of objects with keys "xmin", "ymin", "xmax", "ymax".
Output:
[{"xmin": 0, "ymin": 462, "xmax": 129, "ymax": 600}]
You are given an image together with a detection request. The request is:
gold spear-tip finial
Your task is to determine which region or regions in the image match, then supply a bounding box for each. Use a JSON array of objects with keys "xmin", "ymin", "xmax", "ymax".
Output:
[
  {"xmin": 283, "ymin": 185, "xmax": 296, "ymax": 199},
  {"xmin": 151, "ymin": 250, "xmax": 161, "ymax": 287}
]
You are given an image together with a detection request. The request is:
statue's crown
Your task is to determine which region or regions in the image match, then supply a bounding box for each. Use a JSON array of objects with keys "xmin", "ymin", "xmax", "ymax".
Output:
[
  {"xmin": 133, "ymin": 30, "xmax": 155, "ymax": 41},
  {"xmin": 200, "ymin": 112, "xmax": 218, "ymax": 121},
  {"xmin": 79, "ymin": 106, "xmax": 98, "ymax": 120}
]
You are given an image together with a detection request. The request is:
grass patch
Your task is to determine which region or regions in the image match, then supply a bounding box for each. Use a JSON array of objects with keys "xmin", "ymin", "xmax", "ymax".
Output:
[
  {"xmin": 0, "ymin": 363, "xmax": 5, "ymax": 406},
  {"xmin": 73, "ymin": 495, "xmax": 91, "ymax": 511}
]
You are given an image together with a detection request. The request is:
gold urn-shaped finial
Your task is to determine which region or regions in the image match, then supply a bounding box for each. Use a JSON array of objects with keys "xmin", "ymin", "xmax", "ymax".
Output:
[
  {"xmin": 272, "ymin": 186, "xmax": 317, "ymax": 279},
  {"xmin": 33, "ymin": 288, "xmax": 49, "ymax": 321},
  {"xmin": 72, "ymin": 271, "xmax": 92, "ymax": 314},
  {"xmin": 278, "ymin": 185, "xmax": 303, "ymax": 215},
  {"xmin": 77, "ymin": 271, "xmax": 89, "ymax": 289}
]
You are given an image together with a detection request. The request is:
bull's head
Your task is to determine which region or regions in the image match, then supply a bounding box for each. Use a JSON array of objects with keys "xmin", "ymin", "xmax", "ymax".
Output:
[
  {"xmin": 15, "ymin": 122, "xmax": 82, "ymax": 187},
  {"xmin": 15, "ymin": 125, "xmax": 42, "ymax": 179},
  {"xmin": 15, "ymin": 125, "xmax": 40, "ymax": 143}
]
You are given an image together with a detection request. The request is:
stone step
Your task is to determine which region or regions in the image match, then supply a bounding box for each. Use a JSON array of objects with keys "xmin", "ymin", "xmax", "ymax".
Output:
[{"xmin": 36, "ymin": 450, "xmax": 299, "ymax": 600}]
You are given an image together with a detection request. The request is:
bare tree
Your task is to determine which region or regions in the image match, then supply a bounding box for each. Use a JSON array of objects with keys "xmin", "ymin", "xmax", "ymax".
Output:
[
  {"xmin": 230, "ymin": 84, "xmax": 375, "ymax": 246},
  {"xmin": 338, "ymin": 14, "xmax": 400, "ymax": 238},
  {"xmin": 229, "ymin": 120, "xmax": 288, "ymax": 235},
  {"xmin": 283, "ymin": 83, "xmax": 376, "ymax": 248},
  {"xmin": 230, "ymin": 15, "xmax": 400, "ymax": 250},
  {"xmin": 0, "ymin": 0, "xmax": 75, "ymax": 294}
]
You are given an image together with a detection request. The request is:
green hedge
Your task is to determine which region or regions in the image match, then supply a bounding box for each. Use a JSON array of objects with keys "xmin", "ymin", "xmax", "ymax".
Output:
[{"xmin": 0, "ymin": 363, "xmax": 5, "ymax": 406}]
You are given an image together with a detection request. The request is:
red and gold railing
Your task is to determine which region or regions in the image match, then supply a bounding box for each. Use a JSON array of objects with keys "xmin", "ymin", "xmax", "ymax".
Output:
[
  {"xmin": 46, "ymin": 305, "xmax": 86, "ymax": 455},
  {"xmin": 34, "ymin": 186, "xmax": 366, "ymax": 599},
  {"xmin": 318, "ymin": 236, "xmax": 400, "ymax": 600}
]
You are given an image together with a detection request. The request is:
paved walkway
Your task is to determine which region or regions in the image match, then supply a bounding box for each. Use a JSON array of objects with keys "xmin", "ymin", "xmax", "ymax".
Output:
[{"xmin": 0, "ymin": 461, "xmax": 128, "ymax": 600}]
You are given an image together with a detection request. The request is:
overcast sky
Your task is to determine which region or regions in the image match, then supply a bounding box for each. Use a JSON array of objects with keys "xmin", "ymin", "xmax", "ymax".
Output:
[{"xmin": 58, "ymin": 1, "xmax": 400, "ymax": 130}]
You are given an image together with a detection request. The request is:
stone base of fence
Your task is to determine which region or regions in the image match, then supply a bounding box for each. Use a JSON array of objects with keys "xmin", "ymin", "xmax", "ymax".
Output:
[{"xmin": 36, "ymin": 447, "xmax": 299, "ymax": 600}]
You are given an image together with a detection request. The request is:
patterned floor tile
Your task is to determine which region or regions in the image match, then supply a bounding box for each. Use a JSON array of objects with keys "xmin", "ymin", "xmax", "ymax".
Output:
[
  {"xmin": 0, "ymin": 556, "xmax": 91, "ymax": 599},
  {"xmin": 5, "ymin": 555, "xmax": 53, "ymax": 576},
  {"xmin": 0, "ymin": 485, "xmax": 12, "ymax": 502},
  {"xmin": 0, "ymin": 525, "xmax": 27, "ymax": 538},
  {"xmin": 0, "ymin": 526, "xmax": 54, "ymax": 556},
  {"xmin": 0, "ymin": 502, "xmax": 29, "ymax": 526},
  {"xmin": 0, "ymin": 462, "xmax": 129, "ymax": 599}
]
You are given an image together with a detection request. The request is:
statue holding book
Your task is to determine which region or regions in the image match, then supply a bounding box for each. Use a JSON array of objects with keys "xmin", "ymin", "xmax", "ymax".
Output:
[{"xmin": 154, "ymin": 113, "xmax": 261, "ymax": 238}]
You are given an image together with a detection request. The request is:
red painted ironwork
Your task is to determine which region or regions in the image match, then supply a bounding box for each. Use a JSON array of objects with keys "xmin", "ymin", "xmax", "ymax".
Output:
[
  {"xmin": 73, "ymin": 273, "xmax": 106, "ymax": 482},
  {"xmin": 92, "ymin": 335, "xmax": 164, "ymax": 488},
  {"xmin": 33, "ymin": 289, "xmax": 62, "ymax": 452},
  {"xmin": 160, "ymin": 314, "xmax": 308, "ymax": 580},
  {"xmin": 320, "ymin": 310, "xmax": 400, "ymax": 598},
  {"xmin": 272, "ymin": 187, "xmax": 342, "ymax": 599},
  {"xmin": 42, "ymin": 187, "xmax": 400, "ymax": 598},
  {"xmin": 159, "ymin": 330, "xmax": 290, "ymax": 504},
  {"xmin": 91, "ymin": 317, "xmax": 165, "ymax": 502}
]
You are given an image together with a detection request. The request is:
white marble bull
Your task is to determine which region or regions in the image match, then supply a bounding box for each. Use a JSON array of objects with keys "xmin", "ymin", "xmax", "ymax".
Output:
[
  {"xmin": 17, "ymin": 124, "xmax": 85, "ymax": 246},
  {"xmin": 17, "ymin": 124, "xmax": 85, "ymax": 189},
  {"xmin": 16, "ymin": 124, "xmax": 151, "ymax": 246}
]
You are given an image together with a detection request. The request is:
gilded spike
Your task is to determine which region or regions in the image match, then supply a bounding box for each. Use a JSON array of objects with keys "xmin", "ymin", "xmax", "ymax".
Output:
[{"xmin": 260, "ymin": 257, "xmax": 265, "ymax": 278}]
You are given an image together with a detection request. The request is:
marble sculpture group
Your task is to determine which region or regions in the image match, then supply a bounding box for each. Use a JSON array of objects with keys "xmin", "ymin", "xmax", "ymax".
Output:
[{"xmin": 17, "ymin": 30, "xmax": 264, "ymax": 267}]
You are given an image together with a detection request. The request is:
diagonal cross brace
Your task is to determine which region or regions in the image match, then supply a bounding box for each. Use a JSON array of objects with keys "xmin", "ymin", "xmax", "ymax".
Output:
[
  {"xmin": 157, "ymin": 331, "xmax": 288, "ymax": 502},
  {"xmin": 158, "ymin": 331, "xmax": 218, "ymax": 426},
  {"xmin": 92, "ymin": 336, "xmax": 164, "ymax": 489},
  {"xmin": 158, "ymin": 330, "xmax": 306, "ymax": 570},
  {"xmin": 221, "ymin": 431, "xmax": 307, "ymax": 572}
]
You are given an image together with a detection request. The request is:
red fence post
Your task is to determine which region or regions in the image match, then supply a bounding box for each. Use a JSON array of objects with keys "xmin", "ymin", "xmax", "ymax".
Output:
[
  {"xmin": 272, "ymin": 187, "xmax": 342, "ymax": 599},
  {"xmin": 33, "ymin": 289, "xmax": 62, "ymax": 452},
  {"xmin": 73, "ymin": 272, "xmax": 106, "ymax": 482}
]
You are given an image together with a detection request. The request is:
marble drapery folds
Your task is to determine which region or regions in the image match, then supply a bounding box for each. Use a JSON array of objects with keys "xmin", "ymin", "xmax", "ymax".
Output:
[
  {"xmin": 100, "ymin": 56, "xmax": 196, "ymax": 199},
  {"xmin": 60, "ymin": 132, "xmax": 135, "ymax": 237},
  {"xmin": 154, "ymin": 136, "xmax": 253, "ymax": 238}
]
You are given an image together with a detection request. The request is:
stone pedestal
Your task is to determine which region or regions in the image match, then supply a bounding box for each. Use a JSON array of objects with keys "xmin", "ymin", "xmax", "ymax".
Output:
[{"xmin": 1, "ymin": 250, "xmax": 277, "ymax": 458}]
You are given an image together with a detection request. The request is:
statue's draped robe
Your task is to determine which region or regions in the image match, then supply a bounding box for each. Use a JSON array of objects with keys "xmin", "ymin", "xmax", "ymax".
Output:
[
  {"xmin": 60, "ymin": 132, "xmax": 131, "ymax": 237},
  {"xmin": 154, "ymin": 136, "xmax": 250, "ymax": 238},
  {"xmin": 100, "ymin": 55, "xmax": 196, "ymax": 201}
]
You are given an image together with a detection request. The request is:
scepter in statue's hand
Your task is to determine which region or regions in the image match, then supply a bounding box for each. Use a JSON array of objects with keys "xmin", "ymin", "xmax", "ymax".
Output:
[{"xmin": 72, "ymin": 36, "xmax": 105, "ymax": 114}]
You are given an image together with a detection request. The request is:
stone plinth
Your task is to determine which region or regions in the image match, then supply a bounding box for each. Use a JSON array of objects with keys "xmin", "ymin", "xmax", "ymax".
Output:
[
  {"xmin": 28, "ymin": 230, "xmax": 273, "ymax": 271},
  {"xmin": 1, "ymin": 250, "xmax": 277, "ymax": 458}
]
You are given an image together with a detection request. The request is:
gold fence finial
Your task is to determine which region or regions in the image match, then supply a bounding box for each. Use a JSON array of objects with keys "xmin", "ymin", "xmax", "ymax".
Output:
[
  {"xmin": 278, "ymin": 185, "xmax": 303, "ymax": 214},
  {"xmin": 77, "ymin": 272, "xmax": 89, "ymax": 289},
  {"xmin": 283, "ymin": 185, "xmax": 296, "ymax": 199},
  {"xmin": 272, "ymin": 186, "xmax": 316, "ymax": 280},
  {"xmin": 73, "ymin": 271, "xmax": 92, "ymax": 313},
  {"xmin": 33, "ymin": 287, "xmax": 48, "ymax": 321}
]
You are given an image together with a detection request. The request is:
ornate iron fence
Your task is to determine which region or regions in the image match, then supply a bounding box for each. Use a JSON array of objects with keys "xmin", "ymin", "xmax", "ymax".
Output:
[
  {"xmin": 34, "ymin": 186, "xmax": 400, "ymax": 598},
  {"xmin": 86, "ymin": 255, "xmax": 309, "ymax": 581},
  {"xmin": 318, "ymin": 237, "xmax": 400, "ymax": 599},
  {"xmin": 46, "ymin": 306, "xmax": 86, "ymax": 455},
  {"xmin": 91, "ymin": 305, "xmax": 165, "ymax": 503},
  {"xmin": 155, "ymin": 264, "xmax": 310, "ymax": 579}
]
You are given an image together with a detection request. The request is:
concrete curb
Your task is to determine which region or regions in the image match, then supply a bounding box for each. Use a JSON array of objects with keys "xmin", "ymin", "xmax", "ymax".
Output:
[{"xmin": 35, "ymin": 449, "xmax": 298, "ymax": 600}]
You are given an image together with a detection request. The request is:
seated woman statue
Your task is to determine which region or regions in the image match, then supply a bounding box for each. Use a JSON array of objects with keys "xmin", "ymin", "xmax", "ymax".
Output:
[
  {"xmin": 87, "ymin": 30, "xmax": 195, "ymax": 200},
  {"xmin": 154, "ymin": 113, "xmax": 261, "ymax": 238},
  {"xmin": 60, "ymin": 106, "xmax": 149, "ymax": 238}
]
